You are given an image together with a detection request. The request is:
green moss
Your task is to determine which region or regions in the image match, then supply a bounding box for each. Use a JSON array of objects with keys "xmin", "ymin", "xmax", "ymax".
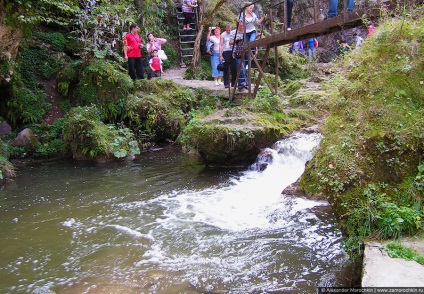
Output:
[
  {"xmin": 0, "ymin": 138, "xmax": 15, "ymax": 180},
  {"xmin": 299, "ymin": 15, "xmax": 424, "ymax": 257},
  {"xmin": 35, "ymin": 32, "xmax": 66, "ymax": 51},
  {"xmin": 127, "ymin": 79, "xmax": 197, "ymax": 141}
]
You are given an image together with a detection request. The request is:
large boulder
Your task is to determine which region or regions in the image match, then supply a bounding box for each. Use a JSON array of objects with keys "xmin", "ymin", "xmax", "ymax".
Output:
[
  {"xmin": 0, "ymin": 121, "xmax": 11, "ymax": 137},
  {"xmin": 180, "ymin": 108, "xmax": 285, "ymax": 167},
  {"xmin": 9, "ymin": 128, "xmax": 40, "ymax": 150}
]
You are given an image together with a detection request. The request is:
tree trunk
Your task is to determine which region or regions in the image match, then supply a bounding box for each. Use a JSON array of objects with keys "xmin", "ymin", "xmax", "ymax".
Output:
[
  {"xmin": 134, "ymin": 0, "xmax": 143, "ymax": 23},
  {"xmin": 188, "ymin": 0, "xmax": 228, "ymax": 77}
]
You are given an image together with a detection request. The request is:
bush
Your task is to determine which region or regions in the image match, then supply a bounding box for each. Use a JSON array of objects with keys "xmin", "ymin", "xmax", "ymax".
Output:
[
  {"xmin": 57, "ymin": 60, "xmax": 83, "ymax": 97},
  {"xmin": 63, "ymin": 106, "xmax": 140, "ymax": 159},
  {"xmin": 77, "ymin": 60, "xmax": 133, "ymax": 122},
  {"xmin": 18, "ymin": 46, "xmax": 66, "ymax": 84},
  {"xmin": 7, "ymin": 87, "xmax": 50, "ymax": 124},
  {"xmin": 35, "ymin": 32, "xmax": 66, "ymax": 52}
]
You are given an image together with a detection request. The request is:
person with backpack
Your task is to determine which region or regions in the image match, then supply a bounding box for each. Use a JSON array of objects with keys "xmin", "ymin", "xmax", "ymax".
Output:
[
  {"xmin": 230, "ymin": 22, "xmax": 248, "ymax": 92},
  {"xmin": 220, "ymin": 24, "xmax": 237, "ymax": 89},
  {"xmin": 307, "ymin": 38, "xmax": 317, "ymax": 60},
  {"xmin": 207, "ymin": 26, "xmax": 223, "ymax": 86}
]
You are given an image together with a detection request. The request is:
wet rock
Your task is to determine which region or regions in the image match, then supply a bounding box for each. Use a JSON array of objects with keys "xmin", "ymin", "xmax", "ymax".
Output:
[
  {"xmin": 302, "ymin": 124, "xmax": 320, "ymax": 134},
  {"xmin": 9, "ymin": 128, "xmax": 40, "ymax": 150},
  {"xmin": 0, "ymin": 121, "xmax": 12, "ymax": 136}
]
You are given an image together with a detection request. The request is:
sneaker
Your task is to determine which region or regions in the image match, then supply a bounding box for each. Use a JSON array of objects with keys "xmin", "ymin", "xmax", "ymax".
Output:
[
  {"xmin": 218, "ymin": 81, "xmax": 223, "ymax": 85},
  {"xmin": 215, "ymin": 81, "xmax": 219, "ymax": 86},
  {"xmin": 287, "ymin": 27, "xmax": 292, "ymax": 31},
  {"xmin": 225, "ymin": 85, "xmax": 229, "ymax": 88},
  {"xmin": 238, "ymin": 87, "xmax": 246, "ymax": 92}
]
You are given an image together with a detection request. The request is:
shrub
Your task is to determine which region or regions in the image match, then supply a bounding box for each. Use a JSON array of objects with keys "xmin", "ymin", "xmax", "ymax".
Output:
[
  {"xmin": 7, "ymin": 87, "xmax": 50, "ymax": 124},
  {"xmin": 18, "ymin": 46, "xmax": 66, "ymax": 84},
  {"xmin": 63, "ymin": 106, "xmax": 140, "ymax": 159},
  {"xmin": 57, "ymin": 60, "xmax": 83, "ymax": 97},
  {"xmin": 77, "ymin": 60, "xmax": 133, "ymax": 122},
  {"xmin": 35, "ymin": 32, "xmax": 66, "ymax": 52}
]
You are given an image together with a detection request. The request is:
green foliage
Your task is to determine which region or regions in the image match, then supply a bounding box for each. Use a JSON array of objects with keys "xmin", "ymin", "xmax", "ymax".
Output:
[
  {"xmin": 18, "ymin": 45, "xmax": 66, "ymax": 84},
  {"xmin": 299, "ymin": 15, "xmax": 424, "ymax": 258},
  {"xmin": 35, "ymin": 32, "xmax": 66, "ymax": 51},
  {"xmin": 33, "ymin": 118, "xmax": 66, "ymax": 157},
  {"xmin": 268, "ymin": 46, "xmax": 308, "ymax": 80},
  {"xmin": 243, "ymin": 87, "xmax": 285, "ymax": 114},
  {"xmin": 127, "ymin": 79, "xmax": 197, "ymax": 141},
  {"xmin": 384, "ymin": 241, "xmax": 424, "ymax": 265},
  {"xmin": 160, "ymin": 42, "xmax": 178, "ymax": 70},
  {"xmin": 7, "ymin": 87, "xmax": 50, "ymax": 124},
  {"xmin": 3, "ymin": 0, "xmax": 78, "ymax": 29},
  {"xmin": 63, "ymin": 106, "xmax": 140, "ymax": 159},
  {"xmin": 185, "ymin": 59, "xmax": 213, "ymax": 80},
  {"xmin": 77, "ymin": 59, "xmax": 133, "ymax": 121},
  {"xmin": 343, "ymin": 183, "xmax": 423, "ymax": 249},
  {"xmin": 0, "ymin": 139, "xmax": 15, "ymax": 180},
  {"xmin": 74, "ymin": 1, "xmax": 138, "ymax": 63},
  {"xmin": 57, "ymin": 60, "xmax": 83, "ymax": 97}
]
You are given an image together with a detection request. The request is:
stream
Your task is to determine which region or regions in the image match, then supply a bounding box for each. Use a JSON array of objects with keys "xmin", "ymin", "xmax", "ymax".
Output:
[{"xmin": 0, "ymin": 132, "xmax": 355, "ymax": 293}]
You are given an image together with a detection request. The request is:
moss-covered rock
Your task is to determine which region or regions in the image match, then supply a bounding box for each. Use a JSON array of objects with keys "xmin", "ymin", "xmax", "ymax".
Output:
[
  {"xmin": 180, "ymin": 104, "xmax": 291, "ymax": 166},
  {"xmin": 127, "ymin": 79, "xmax": 197, "ymax": 142}
]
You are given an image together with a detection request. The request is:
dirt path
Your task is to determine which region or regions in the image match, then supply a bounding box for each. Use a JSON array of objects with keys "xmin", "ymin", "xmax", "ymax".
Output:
[{"xmin": 162, "ymin": 66, "xmax": 239, "ymax": 99}]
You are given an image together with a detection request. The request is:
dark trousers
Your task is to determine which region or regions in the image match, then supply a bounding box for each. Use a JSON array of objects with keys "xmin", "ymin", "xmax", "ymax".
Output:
[
  {"xmin": 183, "ymin": 12, "xmax": 193, "ymax": 26},
  {"xmin": 128, "ymin": 57, "xmax": 144, "ymax": 80},
  {"xmin": 287, "ymin": 0, "xmax": 294, "ymax": 28},
  {"xmin": 151, "ymin": 70, "xmax": 161, "ymax": 78},
  {"xmin": 222, "ymin": 51, "xmax": 236, "ymax": 87},
  {"xmin": 235, "ymin": 57, "xmax": 247, "ymax": 87}
]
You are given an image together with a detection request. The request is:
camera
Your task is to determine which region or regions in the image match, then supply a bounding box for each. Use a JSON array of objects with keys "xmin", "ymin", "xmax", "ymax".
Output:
[{"xmin": 209, "ymin": 26, "xmax": 216, "ymax": 30}]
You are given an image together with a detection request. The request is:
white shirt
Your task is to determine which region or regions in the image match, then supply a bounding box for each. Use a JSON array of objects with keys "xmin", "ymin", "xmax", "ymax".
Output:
[
  {"xmin": 210, "ymin": 35, "xmax": 220, "ymax": 54},
  {"xmin": 221, "ymin": 31, "xmax": 232, "ymax": 52}
]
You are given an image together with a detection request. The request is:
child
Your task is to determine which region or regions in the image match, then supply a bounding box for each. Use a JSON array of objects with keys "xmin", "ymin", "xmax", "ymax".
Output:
[{"xmin": 149, "ymin": 49, "xmax": 163, "ymax": 78}]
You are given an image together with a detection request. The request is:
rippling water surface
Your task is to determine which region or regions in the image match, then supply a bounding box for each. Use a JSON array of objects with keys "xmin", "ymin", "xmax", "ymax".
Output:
[{"xmin": 0, "ymin": 133, "xmax": 353, "ymax": 293}]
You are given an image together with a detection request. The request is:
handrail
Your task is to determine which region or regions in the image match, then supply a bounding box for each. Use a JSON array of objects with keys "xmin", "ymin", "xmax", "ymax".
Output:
[{"xmin": 230, "ymin": 0, "xmax": 388, "ymax": 100}]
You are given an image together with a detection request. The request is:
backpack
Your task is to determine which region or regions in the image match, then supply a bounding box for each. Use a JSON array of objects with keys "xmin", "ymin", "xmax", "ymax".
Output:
[
  {"xmin": 234, "ymin": 39, "xmax": 244, "ymax": 58},
  {"xmin": 205, "ymin": 39, "xmax": 214, "ymax": 55},
  {"xmin": 314, "ymin": 38, "xmax": 318, "ymax": 48}
]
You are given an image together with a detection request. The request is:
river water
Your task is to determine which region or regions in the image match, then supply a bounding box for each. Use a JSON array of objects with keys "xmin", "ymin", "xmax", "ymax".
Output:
[{"xmin": 0, "ymin": 133, "xmax": 354, "ymax": 293}]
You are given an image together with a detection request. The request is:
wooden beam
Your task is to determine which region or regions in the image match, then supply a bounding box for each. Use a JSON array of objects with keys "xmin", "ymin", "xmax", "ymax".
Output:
[{"xmin": 248, "ymin": 7, "xmax": 381, "ymax": 49}]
